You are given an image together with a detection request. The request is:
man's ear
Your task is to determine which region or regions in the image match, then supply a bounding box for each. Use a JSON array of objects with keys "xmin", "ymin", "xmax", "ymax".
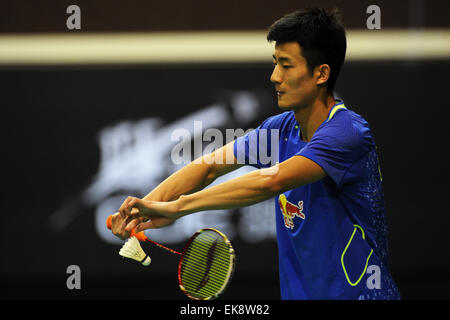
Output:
[{"xmin": 315, "ymin": 64, "xmax": 331, "ymax": 86}]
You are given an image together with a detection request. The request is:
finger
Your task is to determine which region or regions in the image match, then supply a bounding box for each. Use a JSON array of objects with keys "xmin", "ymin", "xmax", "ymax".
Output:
[
  {"xmin": 111, "ymin": 213, "xmax": 130, "ymax": 240},
  {"xmin": 124, "ymin": 216, "xmax": 145, "ymax": 233},
  {"xmin": 111, "ymin": 212, "xmax": 123, "ymax": 231},
  {"xmin": 130, "ymin": 207, "xmax": 140, "ymax": 215},
  {"xmin": 120, "ymin": 213, "xmax": 133, "ymax": 230},
  {"xmin": 121, "ymin": 209, "xmax": 142, "ymax": 229},
  {"xmin": 119, "ymin": 233, "xmax": 130, "ymax": 241},
  {"xmin": 126, "ymin": 197, "xmax": 141, "ymax": 212},
  {"xmin": 121, "ymin": 196, "xmax": 137, "ymax": 218},
  {"xmin": 125, "ymin": 196, "xmax": 139, "ymax": 217},
  {"xmin": 118, "ymin": 197, "xmax": 129, "ymax": 218},
  {"xmin": 127, "ymin": 206, "xmax": 141, "ymax": 219},
  {"xmin": 134, "ymin": 220, "xmax": 156, "ymax": 232},
  {"xmin": 111, "ymin": 212, "xmax": 119, "ymax": 225}
]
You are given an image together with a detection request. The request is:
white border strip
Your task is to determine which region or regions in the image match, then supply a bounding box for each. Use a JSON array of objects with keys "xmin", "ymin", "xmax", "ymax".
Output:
[
  {"xmin": 346, "ymin": 29, "xmax": 450, "ymax": 61},
  {"xmin": 0, "ymin": 29, "xmax": 448, "ymax": 65}
]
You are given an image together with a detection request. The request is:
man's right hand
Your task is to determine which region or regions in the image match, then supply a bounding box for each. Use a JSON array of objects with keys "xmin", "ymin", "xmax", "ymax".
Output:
[{"xmin": 110, "ymin": 209, "xmax": 144, "ymax": 240}]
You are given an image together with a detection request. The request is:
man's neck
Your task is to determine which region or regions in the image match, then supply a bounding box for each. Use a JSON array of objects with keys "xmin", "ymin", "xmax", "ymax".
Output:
[{"xmin": 294, "ymin": 94, "xmax": 336, "ymax": 142}]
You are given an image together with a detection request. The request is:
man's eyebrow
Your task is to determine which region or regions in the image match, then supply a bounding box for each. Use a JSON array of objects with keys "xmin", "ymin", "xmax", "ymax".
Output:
[{"xmin": 272, "ymin": 55, "xmax": 292, "ymax": 63}]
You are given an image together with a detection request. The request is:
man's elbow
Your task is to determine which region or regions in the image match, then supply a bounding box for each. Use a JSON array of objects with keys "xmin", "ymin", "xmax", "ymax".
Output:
[
  {"xmin": 259, "ymin": 167, "xmax": 312, "ymax": 196},
  {"xmin": 259, "ymin": 168, "xmax": 285, "ymax": 196}
]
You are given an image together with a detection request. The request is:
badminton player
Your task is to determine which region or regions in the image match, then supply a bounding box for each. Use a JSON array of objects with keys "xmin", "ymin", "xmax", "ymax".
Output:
[{"xmin": 111, "ymin": 8, "xmax": 401, "ymax": 300}]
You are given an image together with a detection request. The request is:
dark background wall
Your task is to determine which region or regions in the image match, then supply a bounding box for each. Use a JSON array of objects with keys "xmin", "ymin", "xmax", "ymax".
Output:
[
  {"xmin": 1, "ymin": 0, "xmax": 449, "ymax": 32},
  {"xmin": 1, "ymin": 0, "xmax": 449, "ymax": 301}
]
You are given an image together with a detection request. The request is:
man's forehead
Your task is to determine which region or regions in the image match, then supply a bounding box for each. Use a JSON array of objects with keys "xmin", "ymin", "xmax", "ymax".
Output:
[{"xmin": 273, "ymin": 42, "xmax": 303, "ymax": 60}]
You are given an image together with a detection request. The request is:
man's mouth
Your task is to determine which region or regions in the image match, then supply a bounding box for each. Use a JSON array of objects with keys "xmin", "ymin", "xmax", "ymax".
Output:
[{"xmin": 276, "ymin": 90, "xmax": 285, "ymax": 97}]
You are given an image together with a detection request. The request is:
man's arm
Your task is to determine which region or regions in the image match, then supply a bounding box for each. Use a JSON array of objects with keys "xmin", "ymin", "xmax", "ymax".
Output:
[
  {"xmin": 141, "ymin": 141, "xmax": 242, "ymax": 203},
  {"xmin": 125, "ymin": 155, "xmax": 326, "ymax": 226},
  {"xmin": 177, "ymin": 155, "xmax": 326, "ymax": 215},
  {"xmin": 112, "ymin": 141, "xmax": 242, "ymax": 237}
]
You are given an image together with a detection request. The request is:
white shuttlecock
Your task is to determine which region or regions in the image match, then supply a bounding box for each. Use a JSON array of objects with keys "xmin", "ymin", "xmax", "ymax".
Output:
[{"xmin": 119, "ymin": 236, "xmax": 151, "ymax": 266}]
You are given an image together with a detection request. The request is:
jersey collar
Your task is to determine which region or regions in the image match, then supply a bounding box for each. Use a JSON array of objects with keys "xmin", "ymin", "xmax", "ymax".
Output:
[{"xmin": 326, "ymin": 100, "xmax": 346, "ymax": 122}]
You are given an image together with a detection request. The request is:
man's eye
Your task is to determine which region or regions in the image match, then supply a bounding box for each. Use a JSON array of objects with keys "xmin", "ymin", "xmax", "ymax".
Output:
[{"xmin": 282, "ymin": 65, "xmax": 292, "ymax": 69}]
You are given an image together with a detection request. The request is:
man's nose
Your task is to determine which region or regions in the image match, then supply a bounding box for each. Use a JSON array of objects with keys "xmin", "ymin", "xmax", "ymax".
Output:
[{"xmin": 270, "ymin": 65, "xmax": 282, "ymax": 84}]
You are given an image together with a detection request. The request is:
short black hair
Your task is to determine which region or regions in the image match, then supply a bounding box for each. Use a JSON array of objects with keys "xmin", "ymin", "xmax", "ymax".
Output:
[{"xmin": 267, "ymin": 8, "xmax": 346, "ymax": 93}]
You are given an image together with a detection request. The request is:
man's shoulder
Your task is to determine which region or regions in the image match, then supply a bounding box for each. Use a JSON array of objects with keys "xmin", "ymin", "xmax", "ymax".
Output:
[
  {"xmin": 260, "ymin": 111, "xmax": 295, "ymax": 131},
  {"xmin": 315, "ymin": 108, "xmax": 374, "ymax": 150}
]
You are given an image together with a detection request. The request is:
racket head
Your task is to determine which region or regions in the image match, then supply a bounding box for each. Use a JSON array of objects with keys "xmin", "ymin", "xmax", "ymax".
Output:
[{"xmin": 178, "ymin": 228, "xmax": 236, "ymax": 300}]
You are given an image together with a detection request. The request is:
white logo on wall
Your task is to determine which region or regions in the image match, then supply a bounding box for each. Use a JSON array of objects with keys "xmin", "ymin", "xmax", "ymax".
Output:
[
  {"xmin": 66, "ymin": 5, "xmax": 81, "ymax": 30},
  {"xmin": 66, "ymin": 265, "xmax": 81, "ymax": 290},
  {"xmin": 49, "ymin": 90, "xmax": 277, "ymax": 244},
  {"xmin": 366, "ymin": 5, "xmax": 381, "ymax": 30}
]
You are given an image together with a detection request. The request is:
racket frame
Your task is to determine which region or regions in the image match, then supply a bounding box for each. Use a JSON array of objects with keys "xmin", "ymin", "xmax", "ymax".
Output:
[{"xmin": 177, "ymin": 228, "xmax": 236, "ymax": 300}]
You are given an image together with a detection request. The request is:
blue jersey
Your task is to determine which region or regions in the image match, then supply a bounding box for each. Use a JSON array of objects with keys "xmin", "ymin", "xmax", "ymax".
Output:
[{"xmin": 234, "ymin": 101, "xmax": 400, "ymax": 300}]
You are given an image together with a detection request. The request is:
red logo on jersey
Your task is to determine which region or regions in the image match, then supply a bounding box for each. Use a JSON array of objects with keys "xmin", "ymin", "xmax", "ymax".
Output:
[{"xmin": 278, "ymin": 194, "xmax": 305, "ymax": 229}]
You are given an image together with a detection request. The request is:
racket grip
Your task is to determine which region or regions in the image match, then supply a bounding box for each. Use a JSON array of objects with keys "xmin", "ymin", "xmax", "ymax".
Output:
[
  {"xmin": 106, "ymin": 215, "xmax": 113, "ymax": 229},
  {"xmin": 106, "ymin": 214, "xmax": 147, "ymax": 242}
]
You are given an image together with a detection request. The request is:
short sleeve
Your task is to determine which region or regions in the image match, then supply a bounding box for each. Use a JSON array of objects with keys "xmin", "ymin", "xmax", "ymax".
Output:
[
  {"xmin": 233, "ymin": 112, "xmax": 288, "ymax": 168},
  {"xmin": 297, "ymin": 112, "xmax": 368, "ymax": 187}
]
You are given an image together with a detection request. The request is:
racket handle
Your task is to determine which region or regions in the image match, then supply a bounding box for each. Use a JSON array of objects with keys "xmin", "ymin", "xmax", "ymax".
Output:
[{"xmin": 106, "ymin": 214, "xmax": 147, "ymax": 242}]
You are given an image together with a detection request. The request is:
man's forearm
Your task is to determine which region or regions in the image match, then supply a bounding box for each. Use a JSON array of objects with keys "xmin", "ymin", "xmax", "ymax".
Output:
[
  {"xmin": 142, "ymin": 160, "xmax": 215, "ymax": 202},
  {"xmin": 173, "ymin": 155, "xmax": 327, "ymax": 217},
  {"xmin": 142, "ymin": 141, "xmax": 240, "ymax": 203},
  {"xmin": 175, "ymin": 168, "xmax": 278, "ymax": 216}
]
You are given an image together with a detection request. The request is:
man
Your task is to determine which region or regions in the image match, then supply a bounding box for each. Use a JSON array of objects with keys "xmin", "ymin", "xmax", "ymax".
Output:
[{"xmin": 111, "ymin": 8, "xmax": 400, "ymax": 300}]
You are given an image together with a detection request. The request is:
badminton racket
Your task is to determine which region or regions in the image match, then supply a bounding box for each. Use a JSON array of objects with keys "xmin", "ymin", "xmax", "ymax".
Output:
[{"xmin": 106, "ymin": 214, "xmax": 236, "ymax": 300}]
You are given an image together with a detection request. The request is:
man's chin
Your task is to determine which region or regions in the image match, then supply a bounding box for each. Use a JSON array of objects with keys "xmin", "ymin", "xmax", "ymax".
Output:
[{"xmin": 277, "ymin": 102, "xmax": 294, "ymax": 111}]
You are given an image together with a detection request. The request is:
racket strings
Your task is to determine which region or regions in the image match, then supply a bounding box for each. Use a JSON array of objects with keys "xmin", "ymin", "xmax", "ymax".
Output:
[{"xmin": 179, "ymin": 230, "xmax": 234, "ymax": 299}]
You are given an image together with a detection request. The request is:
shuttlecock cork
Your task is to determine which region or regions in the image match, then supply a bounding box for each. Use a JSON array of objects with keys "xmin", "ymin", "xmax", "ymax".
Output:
[{"xmin": 119, "ymin": 236, "xmax": 151, "ymax": 266}]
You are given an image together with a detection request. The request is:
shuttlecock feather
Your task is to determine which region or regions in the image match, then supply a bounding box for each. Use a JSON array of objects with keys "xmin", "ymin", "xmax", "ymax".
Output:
[{"xmin": 119, "ymin": 236, "xmax": 151, "ymax": 266}]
